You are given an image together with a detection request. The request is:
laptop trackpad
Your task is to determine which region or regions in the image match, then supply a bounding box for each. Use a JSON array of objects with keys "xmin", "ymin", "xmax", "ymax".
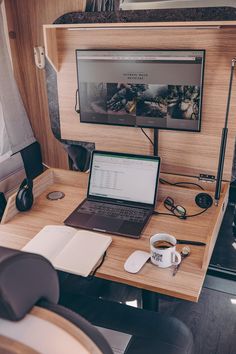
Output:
[{"xmin": 87, "ymin": 215, "xmax": 123, "ymax": 231}]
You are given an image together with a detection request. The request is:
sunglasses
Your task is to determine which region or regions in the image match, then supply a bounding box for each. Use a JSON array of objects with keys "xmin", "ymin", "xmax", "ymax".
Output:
[{"xmin": 164, "ymin": 197, "xmax": 187, "ymax": 219}]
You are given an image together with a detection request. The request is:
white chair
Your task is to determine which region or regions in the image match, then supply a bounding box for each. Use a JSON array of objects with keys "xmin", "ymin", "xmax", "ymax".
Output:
[
  {"xmin": 0, "ymin": 246, "xmax": 113, "ymax": 354},
  {"xmin": 0, "ymin": 246, "xmax": 194, "ymax": 354}
]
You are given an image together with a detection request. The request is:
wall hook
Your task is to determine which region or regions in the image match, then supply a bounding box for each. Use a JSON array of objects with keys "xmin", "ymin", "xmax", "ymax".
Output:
[{"xmin": 33, "ymin": 46, "xmax": 45, "ymax": 69}]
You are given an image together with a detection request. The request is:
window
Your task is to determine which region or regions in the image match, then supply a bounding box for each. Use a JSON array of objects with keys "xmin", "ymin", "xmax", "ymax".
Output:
[
  {"xmin": 0, "ymin": 99, "xmax": 11, "ymax": 161},
  {"xmin": 0, "ymin": 1, "xmax": 35, "ymax": 192}
]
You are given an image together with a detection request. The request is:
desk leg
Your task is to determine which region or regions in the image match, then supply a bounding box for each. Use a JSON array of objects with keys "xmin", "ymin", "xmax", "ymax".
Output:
[{"xmin": 142, "ymin": 289, "xmax": 159, "ymax": 312}]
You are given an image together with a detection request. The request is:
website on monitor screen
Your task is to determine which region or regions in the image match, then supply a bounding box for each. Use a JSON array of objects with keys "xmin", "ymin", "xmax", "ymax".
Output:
[{"xmin": 76, "ymin": 50, "xmax": 205, "ymax": 132}]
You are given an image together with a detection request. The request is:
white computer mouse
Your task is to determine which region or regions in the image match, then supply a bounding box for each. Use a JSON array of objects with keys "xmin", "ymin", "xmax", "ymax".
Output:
[{"xmin": 124, "ymin": 250, "xmax": 150, "ymax": 273}]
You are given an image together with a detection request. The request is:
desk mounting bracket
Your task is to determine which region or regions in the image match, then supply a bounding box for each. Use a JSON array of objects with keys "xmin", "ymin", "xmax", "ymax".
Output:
[{"xmin": 199, "ymin": 174, "xmax": 215, "ymax": 183}]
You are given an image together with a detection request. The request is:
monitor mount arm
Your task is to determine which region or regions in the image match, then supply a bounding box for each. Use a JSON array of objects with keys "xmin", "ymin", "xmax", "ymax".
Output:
[
  {"xmin": 214, "ymin": 57, "xmax": 236, "ymax": 206},
  {"xmin": 154, "ymin": 128, "xmax": 159, "ymax": 156}
]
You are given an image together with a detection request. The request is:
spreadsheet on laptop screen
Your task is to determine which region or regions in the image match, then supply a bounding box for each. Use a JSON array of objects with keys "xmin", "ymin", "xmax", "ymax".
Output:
[{"xmin": 88, "ymin": 153, "xmax": 159, "ymax": 205}]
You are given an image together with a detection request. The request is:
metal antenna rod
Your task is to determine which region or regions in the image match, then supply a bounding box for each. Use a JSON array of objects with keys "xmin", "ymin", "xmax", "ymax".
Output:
[{"xmin": 214, "ymin": 58, "xmax": 236, "ymax": 205}]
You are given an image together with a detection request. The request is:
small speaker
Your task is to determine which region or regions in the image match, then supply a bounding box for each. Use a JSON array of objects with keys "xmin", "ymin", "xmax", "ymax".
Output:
[{"xmin": 15, "ymin": 179, "xmax": 34, "ymax": 212}]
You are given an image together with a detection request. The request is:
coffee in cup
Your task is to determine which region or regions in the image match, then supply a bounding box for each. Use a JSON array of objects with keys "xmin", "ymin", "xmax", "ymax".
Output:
[
  {"xmin": 152, "ymin": 240, "xmax": 174, "ymax": 249},
  {"xmin": 150, "ymin": 233, "xmax": 181, "ymax": 268}
]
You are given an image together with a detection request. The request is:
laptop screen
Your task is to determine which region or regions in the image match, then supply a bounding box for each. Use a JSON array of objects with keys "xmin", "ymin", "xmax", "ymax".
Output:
[{"xmin": 88, "ymin": 151, "xmax": 160, "ymax": 206}]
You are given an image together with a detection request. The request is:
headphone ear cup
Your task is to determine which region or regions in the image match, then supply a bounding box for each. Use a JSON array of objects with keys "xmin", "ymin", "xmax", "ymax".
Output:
[{"xmin": 16, "ymin": 179, "xmax": 34, "ymax": 212}]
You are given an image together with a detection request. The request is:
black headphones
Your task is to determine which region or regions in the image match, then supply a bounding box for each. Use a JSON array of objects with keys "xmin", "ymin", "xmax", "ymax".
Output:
[{"xmin": 15, "ymin": 178, "xmax": 34, "ymax": 212}]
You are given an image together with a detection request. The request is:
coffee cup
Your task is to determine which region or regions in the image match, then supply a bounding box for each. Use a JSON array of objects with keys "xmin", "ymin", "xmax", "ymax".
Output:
[{"xmin": 150, "ymin": 233, "xmax": 181, "ymax": 268}]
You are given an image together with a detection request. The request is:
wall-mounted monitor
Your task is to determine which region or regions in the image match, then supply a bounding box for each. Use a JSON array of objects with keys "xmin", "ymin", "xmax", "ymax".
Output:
[{"xmin": 76, "ymin": 49, "xmax": 205, "ymax": 132}]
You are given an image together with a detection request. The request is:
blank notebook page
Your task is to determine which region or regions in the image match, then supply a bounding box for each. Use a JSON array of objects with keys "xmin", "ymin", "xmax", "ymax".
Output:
[{"xmin": 53, "ymin": 231, "xmax": 112, "ymax": 277}]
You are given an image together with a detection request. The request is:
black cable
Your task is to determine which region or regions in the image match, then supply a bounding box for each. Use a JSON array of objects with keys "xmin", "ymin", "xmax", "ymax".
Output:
[
  {"xmin": 87, "ymin": 251, "xmax": 107, "ymax": 280},
  {"xmin": 140, "ymin": 128, "xmax": 154, "ymax": 146},
  {"xmin": 185, "ymin": 208, "xmax": 209, "ymax": 218},
  {"xmin": 174, "ymin": 182, "xmax": 204, "ymax": 190},
  {"xmin": 141, "ymin": 128, "xmax": 204, "ymax": 191},
  {"xmin": 160, "ymin": 178, "xmax": 204, "ymax": 191},
  {"xmin": 153, "ymin": 211, "xmax": 176, "ymax": 217},
  {"xmin": 141, "ymin": 126, "xmax": 206, "ymax": 196},
  {"xmin": 153, "ymin": 207, "xmax": 209, "ymax": 219},
  {"xmin": 159, "ymin": 178, "xmax": 173, "ymax": 185}
]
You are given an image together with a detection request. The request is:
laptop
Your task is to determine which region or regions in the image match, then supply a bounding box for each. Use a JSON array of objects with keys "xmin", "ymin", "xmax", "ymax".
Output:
[{"xmin": 64, "ymin": 150, "xmax": 160, "ymax": 238}]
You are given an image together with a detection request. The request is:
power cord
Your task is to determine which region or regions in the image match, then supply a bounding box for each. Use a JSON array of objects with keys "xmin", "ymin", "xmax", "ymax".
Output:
[
  {"xmin": 140, "ymin": 129, "xmax": 204, "ymax": 191},
  {"xmin": 87, "ymin": 251, "xmax": 107, "ymax": 280},
  {"xmin": 140, "ymin": 128, "xmax": 154, "ymax": 146},
  {"xmin": 153, "ymin": 207, "xmax": 209, "ymax": 219},
  {"xmin": 160, "ymin": 178, "xmax": 205, "ymax": 191}
]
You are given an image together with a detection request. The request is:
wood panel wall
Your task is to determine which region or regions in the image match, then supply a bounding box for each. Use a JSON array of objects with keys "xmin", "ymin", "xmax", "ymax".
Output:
[
  {"xmin": 45, "ymin": 23, "xmax": 236, "ymax": 180},
  {"xmin": 4, "ymin": 0, "xmax": 86, "ymax": 169},
  {"xmin": 3, "ymin": 2, "xmax": 236, "ymax": 180}
]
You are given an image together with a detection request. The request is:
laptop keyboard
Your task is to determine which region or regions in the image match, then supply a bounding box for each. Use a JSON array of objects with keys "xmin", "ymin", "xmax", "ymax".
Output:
[{"xmin": 78, "ymin": 201, "xmax": 150, "ymax": 223}]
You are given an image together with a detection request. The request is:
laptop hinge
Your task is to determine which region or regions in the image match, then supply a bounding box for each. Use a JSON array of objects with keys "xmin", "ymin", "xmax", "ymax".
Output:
[{"xmin": 87, "ymin": 197, "xmax": 152, "ymax": 209}]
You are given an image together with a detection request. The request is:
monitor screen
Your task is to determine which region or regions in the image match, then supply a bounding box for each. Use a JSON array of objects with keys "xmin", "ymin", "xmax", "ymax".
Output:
[
  {"xmin": 76, "ymin": 49, "xmax": 205, "ymax": 132},
  {"xmin": 88, "ymin": 151, "xmax": 160, "ymax": 206}
]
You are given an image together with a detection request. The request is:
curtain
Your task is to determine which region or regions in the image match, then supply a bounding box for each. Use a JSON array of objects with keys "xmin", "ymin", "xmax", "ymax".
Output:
[
  {"xmin": 86, "ymin": 0, "xmax": 115, "ymax": 11},
  {"xmin": 0, "ymin": 100, "xmax": 11, "ymax": 158},
  {"xmin": 0, "ymin": 2, "xmax": 35, "ymax": 156}
]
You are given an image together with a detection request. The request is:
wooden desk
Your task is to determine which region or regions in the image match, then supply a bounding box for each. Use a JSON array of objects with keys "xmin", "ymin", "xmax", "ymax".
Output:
[{"xmin": 0, "ymin": 169, "xmax": 229, "ymax": 302}]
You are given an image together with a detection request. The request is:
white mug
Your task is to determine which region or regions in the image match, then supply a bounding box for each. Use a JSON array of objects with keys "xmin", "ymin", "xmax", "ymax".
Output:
[{"xmin": 150, "ymin": 233, "xmax": 181, "ymax": 268}]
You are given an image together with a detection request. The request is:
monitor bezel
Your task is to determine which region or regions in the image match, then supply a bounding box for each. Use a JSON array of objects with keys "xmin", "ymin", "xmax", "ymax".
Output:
[{"xmin": 75, "ymin": 48, "xmax": 205, "ymax": 133}]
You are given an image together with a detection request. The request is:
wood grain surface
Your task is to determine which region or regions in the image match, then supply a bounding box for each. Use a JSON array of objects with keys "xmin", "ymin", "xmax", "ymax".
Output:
[
  {"xmin": 43, "ymin": 21, "xmax": 236, "ymax": 180},
  {"xmin": 0, "ymin": 335, "xmax": 39, "ymax": 354},
  {"xmin": 31, "ymin": 306, "xmax": 102, "ymax": 354},
  {"xmin": 0, "ymin": 169, "xmax": 229, "ymax": 302},
  {"xmin": 4, "ymin": 0, "xmax": 86, "ymax": 169}
]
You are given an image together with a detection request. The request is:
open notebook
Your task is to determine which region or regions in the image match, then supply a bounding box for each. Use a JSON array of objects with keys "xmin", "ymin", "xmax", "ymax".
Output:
[{"xmin": 22, "ymin": 225, "xmax": 112, "ymax": 277}]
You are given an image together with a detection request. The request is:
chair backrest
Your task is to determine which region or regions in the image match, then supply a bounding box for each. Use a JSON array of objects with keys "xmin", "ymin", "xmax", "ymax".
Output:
[
  {"xmin": 0, "ymin": 306, "xmax": 105, "ymax": 354},
  {"xmin": 0, "ymin": 246, "xmax": 113, "ymax": 354}
]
